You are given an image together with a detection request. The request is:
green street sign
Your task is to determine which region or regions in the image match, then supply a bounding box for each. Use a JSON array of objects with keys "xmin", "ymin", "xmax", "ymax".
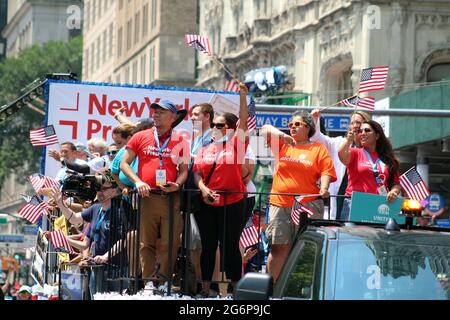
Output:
[
  {"xmin": 0, "ymin": 217, "xmax": 7, "ymax": 224},
  {"xmin": 349, "ymin": 192, "xmax": 405, "ymax": 224}
]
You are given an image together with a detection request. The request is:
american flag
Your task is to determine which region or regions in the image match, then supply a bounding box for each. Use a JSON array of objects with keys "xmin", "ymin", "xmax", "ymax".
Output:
[
  {"xmin": 339, "ymin": 95, "xmax": 375, "ymax": 110},
  {"xmin": 29, "ymin": 125, "xmax": 59, "ymax": 147},
  {"xmin": 291, "ymin": 196, "xmax": 315, "ymax": 225},
  {"xmin": 239, "ymin": 225, "xmax": 259, "ymax": 248},
  {"xmin": 247, "ymin": 98, "xmax": 257, "ymax": 133},
  {"xmin": 185, "ymin": 34, "xmax": 212, "ymax": 56},
  {"xmin": 400, "ymin": 166, "xmax": 430, "ymax": 201},
  {"xmin": 358, "ymin": 66, "xmax": 389, "ymax": 93},
  {"xmin": 28, "ymin": 173, "xmax": 60, "ymax": 193},
  {"xmin": 18, "ymin": 195, "xmax": 49, "ymax": 224},
  {"xmin": 49, "ymin": 229, "xmax": 75, "ymax": 254},
  {"xmin": 224, "ymin": 73, "xmax": 239, "ymax": 92}
]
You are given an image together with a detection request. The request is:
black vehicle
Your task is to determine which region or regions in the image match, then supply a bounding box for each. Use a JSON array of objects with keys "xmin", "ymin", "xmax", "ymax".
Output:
[{"xmin": 235, "ymin": 218, "xmax": 450, "ymax": 300}]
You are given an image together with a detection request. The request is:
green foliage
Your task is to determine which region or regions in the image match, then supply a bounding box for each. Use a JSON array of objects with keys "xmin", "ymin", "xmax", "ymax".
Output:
[{"xmin": 0, "ymin": 36, "xmax": 82, "ymax": 185}]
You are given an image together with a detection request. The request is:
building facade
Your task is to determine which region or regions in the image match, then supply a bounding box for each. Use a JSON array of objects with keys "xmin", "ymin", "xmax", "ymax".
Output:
[
  {"xmin": 83, "ymin": 0, "xmax": 198, "ymax": 87},
  {"xmin": 197, "ymin": 0, "xmax": 450, "ymax": 104},
  {"xmin": 1, "ymin": 0, "xmax": 82, "ymax": 58}
]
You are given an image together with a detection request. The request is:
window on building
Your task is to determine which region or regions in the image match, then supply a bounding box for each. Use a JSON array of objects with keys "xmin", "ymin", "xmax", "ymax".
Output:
[
  {"xmin": 109, "ymin": 23, "xmax": 114, "ymax": 59},
  {"xmin": 125, "ymin": 66, "xmax": 130, "ymax": 83},
  {"xmin": 141, "ymin": 54, "xmax": 147, "ymax": 83},
  {"xmin": 84, "ymin": 48, "xmax": 89, "ymax": 78},
  {"xmin": 127, "ymin": 19, "xmax": 132, "ymax": 50},
  {"xmin": 85, "ymin": 2, "xmax": 90, "ymax": 30},
  {"xmin": 117, "ymin": 27, "xmax": 123, "ymax": 57},
  {"xmin": 135, "ymin": 12, "xmax": 140, "ymax": 45},
  {"xmin": 92, "ymin": 0, "xmax": 96, "ymax": 25},
  {"xmin": 151, "ymin": 0, "xmax": 157, "ymax": 29},
  {"xmin": 149, "ymin": 47, "xmax": 155, "ymax": 82},
  {"xmin": 102, "ymin": 29, "xmax": 107, "ymax": 63},
  {"xmin": 96, "ymin": 37, "xmax": 101, "ymax": 70},
  {"xmin": 90, "ymin": 43, "xmax": 95, "ymax": 75},
  {"xmin": 323, "ymin": 64, "xmax": 353, "ymax": 105},
  {"xmin": 132, "ymin": 61, "xmax": 138, "ymax": 84},
  {"xmin": 119, "ymin": 0, "xmax": 123, "ymax": 10},
  {"xmin": 427, "ymin": 63, "xmax": 450, "ymax": 82},
  {"xmin": 255, "ymin": 0, "xmax": 268, "ymax": 17},
  {"xmin": 143, "ymin": 4, "xmax": 149, "ymax": 37}
]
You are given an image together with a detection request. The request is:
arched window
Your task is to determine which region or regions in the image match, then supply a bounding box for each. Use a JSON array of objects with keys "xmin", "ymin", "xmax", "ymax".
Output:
[
  {"xmin": 322, "ymin": 63, "xmax": 353, "ymax": 105},
  {"xmin": 427, "ymin": 63, "xmax": 450, "ymax": 82}
]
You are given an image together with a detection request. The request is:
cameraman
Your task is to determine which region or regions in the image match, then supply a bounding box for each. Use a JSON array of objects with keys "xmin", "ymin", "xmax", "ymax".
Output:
[{"xmin": 51, "ymin": 176, "xmax": 120, "ymax": 299}]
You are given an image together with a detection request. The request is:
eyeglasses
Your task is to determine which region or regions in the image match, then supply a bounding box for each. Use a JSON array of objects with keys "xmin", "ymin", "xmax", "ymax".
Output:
[
  {"xmin": 107, "ymin": 150, "xmax": 117, "ymax": 155},
  {"xmin": 212, "ymin": 123, "xmax": 226, "ymax": 129},
  {"xmin": 288, "ymin": 121, "xmax": 308, "ymax": 129},
  {"xmin": 357, "ymin": 128, "xmax": 373, "ymax": 134}
]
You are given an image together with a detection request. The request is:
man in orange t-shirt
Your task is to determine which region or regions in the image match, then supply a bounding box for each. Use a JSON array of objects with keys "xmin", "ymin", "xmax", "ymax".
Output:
[{"xmin": 261, "ymin": 110, "xmax": 336, "ymax": 282}]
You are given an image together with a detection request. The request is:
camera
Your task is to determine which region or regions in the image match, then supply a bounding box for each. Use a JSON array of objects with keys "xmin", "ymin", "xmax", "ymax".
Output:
[{"xmin": 62, "ymin": 170, "xmax": 114, "ymax": 200}]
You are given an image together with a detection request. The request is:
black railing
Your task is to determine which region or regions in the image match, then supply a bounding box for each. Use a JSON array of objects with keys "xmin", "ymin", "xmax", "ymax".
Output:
[{"xmin": 99, "ymin": 190, "xmax": 348, "ymax": 297}]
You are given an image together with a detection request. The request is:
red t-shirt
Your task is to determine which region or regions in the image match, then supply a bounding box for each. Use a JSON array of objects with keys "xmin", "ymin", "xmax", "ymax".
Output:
[
  {"xmin": 193, "ymin": 135, "xmax": 248, "ymax": 206},
  {"xmin": 345, "ymin": 148, "xmax": 400, "ymax": 196},
  {"xmin": 126, "ymin": 127, "xmax": 189, "ymax": 188}
]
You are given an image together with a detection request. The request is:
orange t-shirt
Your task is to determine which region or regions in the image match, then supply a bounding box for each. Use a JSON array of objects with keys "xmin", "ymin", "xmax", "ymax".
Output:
[{"xmin": 269, "ymin": 140, "xmax": 337, "ymax": 207}]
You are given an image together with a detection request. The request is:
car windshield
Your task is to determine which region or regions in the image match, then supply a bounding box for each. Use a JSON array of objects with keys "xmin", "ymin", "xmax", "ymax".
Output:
[{"xmin": 334, "ymin": 240, "xmax": 450, "ymax": 300}]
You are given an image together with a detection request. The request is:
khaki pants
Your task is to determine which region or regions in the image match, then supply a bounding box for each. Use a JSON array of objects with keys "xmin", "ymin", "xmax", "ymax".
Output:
[{"xmin": 139, "ymin": 192, "xmax": 183, "ymax": 281}]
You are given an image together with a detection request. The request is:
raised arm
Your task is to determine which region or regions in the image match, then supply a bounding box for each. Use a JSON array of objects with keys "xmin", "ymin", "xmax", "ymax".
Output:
[
  {"xmin": 237, "ymin": 82, "xmax": 249, "ymax": 144},
  {"xmin": 338, "ymin": 131, "xmax": 354, "ymax": 166}
]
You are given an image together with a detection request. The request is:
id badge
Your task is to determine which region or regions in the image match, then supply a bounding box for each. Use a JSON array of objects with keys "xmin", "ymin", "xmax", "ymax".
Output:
[
  {"xmin": 155, "ymin": 169, "xmax": 167, "ymax": 187},
  {"xmin": 377, "ymin": 185, "xmax": 388, "ymax": 196}
]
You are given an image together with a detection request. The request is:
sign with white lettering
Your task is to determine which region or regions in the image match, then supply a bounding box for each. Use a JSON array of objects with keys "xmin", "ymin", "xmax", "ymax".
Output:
[
  {"xmin": 255, "ymin": 113, "xmax": 350, "ymax": 132},
  {"xmin": 45, "ymin": 81, "xmax": 242, "ymax": 178}
]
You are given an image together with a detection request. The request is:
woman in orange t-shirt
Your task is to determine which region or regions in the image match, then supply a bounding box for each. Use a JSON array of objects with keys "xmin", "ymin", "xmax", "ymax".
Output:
[
  {"xmin": 261, "ymin": 110, "xmax": 336, "ymax": 282},
  {"xmin": 192, "ymin": 82, "xmax": 249, "ymax": 297}
]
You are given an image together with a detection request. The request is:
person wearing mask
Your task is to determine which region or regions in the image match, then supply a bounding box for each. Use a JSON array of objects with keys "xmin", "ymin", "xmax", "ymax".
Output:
[
  {"xmin": 192, "ymin": 82, "xmax": 249, "ymax": 297},
  {"xmin": 338, "ymin": 120, "xmax": 401, "ymax": 220},
  {"xmin": 261, "ymin": 110, "xmax": 336, "ymax": 283},
  {"xmin": 310, "ymin": 109, "xmax": 371, "ymax": 219},
  {"xmin": 121, "ymin": 100, "xmax": 189, "ymax": 288}
]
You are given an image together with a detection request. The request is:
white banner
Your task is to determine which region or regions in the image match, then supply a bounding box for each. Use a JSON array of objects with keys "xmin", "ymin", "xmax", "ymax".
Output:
[{"xmin": 44, "ymin": 81, "xmax": 242, "ymax": 178}]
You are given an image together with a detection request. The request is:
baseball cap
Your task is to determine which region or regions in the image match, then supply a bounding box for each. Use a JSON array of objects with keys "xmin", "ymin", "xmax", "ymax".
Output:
[
  {"xmin": 18, "ymin": 285, "xmax": 32, "ymax": 294},
  {"xmin": 75, "ymin": 142, "xmax": 93, "ymax": 158},
  {"xmin": 150, "ymin": 99, "xmax": 188, "ymax": 128}
]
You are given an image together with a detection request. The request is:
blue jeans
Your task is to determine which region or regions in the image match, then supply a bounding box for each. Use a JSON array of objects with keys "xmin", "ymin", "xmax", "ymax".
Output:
[
  {"xmin": 89, "ymin": 267, "xmax": 106, "ymax": 300},
  {"xmin": 340, "ymin": 198, "xmax": 352, "ymax": 221}
]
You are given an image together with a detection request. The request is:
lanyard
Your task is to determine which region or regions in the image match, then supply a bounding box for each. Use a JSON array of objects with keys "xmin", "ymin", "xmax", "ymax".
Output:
[
  {"xmin": 154, "ymin": 129, "xmax": 172, "ymax": 168},
  {"xmin": 191, "ymin": 129, "xmax": 212, "ymax": 155},
  {"xmin": 93, "ymin": 207, "xmax": 108, "ymax": 243},
  {"xmin": 364, "ymin": 149, "xmax": 384, "ymax": 186}
]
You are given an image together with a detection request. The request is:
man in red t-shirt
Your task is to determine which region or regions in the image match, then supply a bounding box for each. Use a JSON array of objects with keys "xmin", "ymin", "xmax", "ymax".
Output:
[{"xmin": 121, "ymin": 99, "xmax": 189, "ymax": 285}]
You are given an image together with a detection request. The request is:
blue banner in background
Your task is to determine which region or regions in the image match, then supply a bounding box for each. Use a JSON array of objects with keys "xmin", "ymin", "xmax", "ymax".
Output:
[{"xmin": 256, "ymin": 113, "xmax": 350, "ymax": 132}]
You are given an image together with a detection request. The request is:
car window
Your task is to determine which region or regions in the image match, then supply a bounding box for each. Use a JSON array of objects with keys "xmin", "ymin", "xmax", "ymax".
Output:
[
  {"xmin": 334, "ymin": 240, "xmax": 450, "ymax": 300},
  {"xmin": 283, "ymin": 241, "xmax": 317, "ymax": 299}
]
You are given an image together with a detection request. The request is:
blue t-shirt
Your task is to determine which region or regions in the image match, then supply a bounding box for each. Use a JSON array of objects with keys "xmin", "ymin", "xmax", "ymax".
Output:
[
  {"xmin": 110, "ymin": 146, "xmax": 138, "ymax": 187},
  {"xmin": 81, "ymin": 203, "xmax": 111, "ymax": 256}
]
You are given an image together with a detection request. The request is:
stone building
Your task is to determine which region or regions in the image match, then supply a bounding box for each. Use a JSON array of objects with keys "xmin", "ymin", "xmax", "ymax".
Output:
[
  {"xmin": 83, "ymin": 0, "xmax": 198, "ymax": 87},
  {"xmin": 197, "ymin": 0, "xmax": 450, "ymax": 105}
]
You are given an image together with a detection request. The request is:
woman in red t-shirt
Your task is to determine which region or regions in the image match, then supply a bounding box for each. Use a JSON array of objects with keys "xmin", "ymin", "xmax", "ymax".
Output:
[
  {"xmin": 338, "ymin": 120, "xmax": 402, "ymax": 220},
  {"xmin": 192, "ymin": 82, "xmax": 249, "ymax": 297}
]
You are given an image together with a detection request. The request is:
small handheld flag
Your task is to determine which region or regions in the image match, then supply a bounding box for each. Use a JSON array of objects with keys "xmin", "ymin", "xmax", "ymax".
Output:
[
  {"xmin": 240, "ymin": 225, "xmax": 259, "ymax": 248},
  {"xmin": 400, "ymin": 166, "xmax": 430, "ymax": 202},
  {"xmin": 291, "ymin": 196, "xmax": 315, "ymax": 225},
  {"xmin": 49, "ymin": 229, "xmax": 75, "ymax": 254},
  {"xmin": 339, "ymin": 95, "xmax": 375, "ymax": 110},
  {"xmin": 18, "ymin": 195, "xmax": 48, "ymax": 224},
  {"xmin": 358, "ymin": 66, "xmax": 389, "ymax": 93},
  {"xmin": 29, "ymin": 125, "xmax": 58, "ymax": 147},
  {"xmin": 185, "ymin": 34, "xmax": 212, "ymax": 56}
]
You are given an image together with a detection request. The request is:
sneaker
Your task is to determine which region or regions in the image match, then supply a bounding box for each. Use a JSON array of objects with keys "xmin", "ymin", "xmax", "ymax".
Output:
[
  {"xmin": 195, "ymin": 289, "xmax": 218, "ymax": 299},
  {"xmin": 143, "ymin": 282, "xmax": 155, "ymax": 295}
]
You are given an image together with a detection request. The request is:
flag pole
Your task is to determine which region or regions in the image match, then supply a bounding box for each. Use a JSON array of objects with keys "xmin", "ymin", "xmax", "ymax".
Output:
[{"xmin": 212, "ymin": 54, "xmax": 240, "ymax": 83}]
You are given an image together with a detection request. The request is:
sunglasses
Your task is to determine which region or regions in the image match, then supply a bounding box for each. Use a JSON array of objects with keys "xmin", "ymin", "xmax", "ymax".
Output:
[
  {"xmin": 212, "ymin": 123, "xmax": 226, "ymax": 129},
  {"xmin": 288, "ymin": 121, "xmax": 308, "ymax": 129},
  {"xmin": 107, "ymin": 150, "xmax": 117, "ymax": 155},
  {"xmin": 356, "ymin": 128, "xmax": 373, "ymax": 134}
]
